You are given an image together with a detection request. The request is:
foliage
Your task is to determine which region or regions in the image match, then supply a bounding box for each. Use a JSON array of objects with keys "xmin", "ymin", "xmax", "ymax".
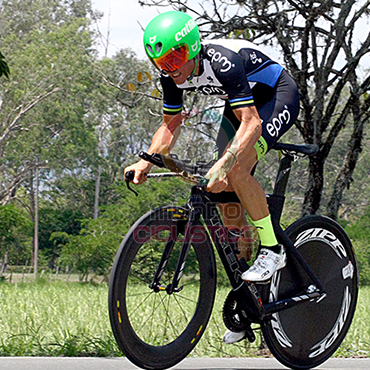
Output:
[
  {"xmin": 0, "ymin": 0, "xmax": 101, "ymax": 203},
  {"xmin": 345, "ymin": 206, "xmax": 370, "ymax": 286},
  {"xmin": 57, "ymin": 177, "xmax": 191, "ymax": 279},
  {"xmin": 38, "ymin": 203, "xmax": 83, "ymax": 269},
  {"xmin": 0, "ymin": 204, "xmax": 32, "ymax": 266}
]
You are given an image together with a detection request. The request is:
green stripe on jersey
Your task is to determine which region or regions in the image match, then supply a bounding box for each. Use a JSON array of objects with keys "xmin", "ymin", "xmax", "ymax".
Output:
[{"xmin": 230, "ymin": 99, "xmax": 254, "ymax": 107}]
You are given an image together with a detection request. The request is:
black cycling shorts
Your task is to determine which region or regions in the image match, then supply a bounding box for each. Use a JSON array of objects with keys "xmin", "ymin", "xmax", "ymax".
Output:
[{"xmin": 216, "ymin": 69, "xmax": 299, "ymax": 160}]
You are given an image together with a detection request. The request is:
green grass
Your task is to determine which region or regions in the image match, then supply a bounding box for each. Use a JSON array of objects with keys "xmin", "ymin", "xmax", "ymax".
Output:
[
  {"xmin": 336, "ymin": 286, "xmax": 370, "ymax": 357},
  {"xmin": 0, "ymin": 280, "xmax": 368, "ymax": 357},
  {"xmin": 0, "ymin": 281, "xmax": 118, "ymax": 356}
]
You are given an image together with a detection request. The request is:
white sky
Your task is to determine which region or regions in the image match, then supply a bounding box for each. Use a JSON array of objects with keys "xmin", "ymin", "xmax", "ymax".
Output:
[
  {"xmin": 91, "ymin": 0, "xmax": 180, "ymax": 59},
  {"xmin": 91, "ymin": 0, "xmax": 369, "ymax": 73}
]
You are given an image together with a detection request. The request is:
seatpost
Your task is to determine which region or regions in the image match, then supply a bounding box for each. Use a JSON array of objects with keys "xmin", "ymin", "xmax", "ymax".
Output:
[
  {"xmin": 268, "ymin": 154, "xmax": 293, "ymax": 224},
  {"xmin": 273, "ymin": 154, "xmax": 293, "ymax": 197}
]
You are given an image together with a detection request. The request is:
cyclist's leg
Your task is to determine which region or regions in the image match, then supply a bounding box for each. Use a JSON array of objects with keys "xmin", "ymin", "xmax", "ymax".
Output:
[
  {"xmin": 218, "ymin": 203, "xmax": 253, "ymax": 261},
  {"xmin": 216, "ymin": 104, "xmax": 255, "ymax": 344},
  {"xmin": 231, "ymin": 70, "xmax": 300, "ymax": 282},
  {"xmin": 216, "ymin": 102, "xmax": 253, "ymax": 261},
  {"xmin": 253, "ymin": 69, "xmax": 300, "ymax": 161}
]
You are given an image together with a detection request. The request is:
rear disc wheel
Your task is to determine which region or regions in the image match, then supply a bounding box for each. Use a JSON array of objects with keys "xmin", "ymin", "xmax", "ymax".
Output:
[{"xmin": 262, "ymin": 216, "xmax": 358, "ymax": 369}]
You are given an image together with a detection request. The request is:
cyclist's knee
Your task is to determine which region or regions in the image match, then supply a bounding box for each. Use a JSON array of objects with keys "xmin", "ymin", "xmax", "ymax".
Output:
[{"xmin": 228, "ymin": 165, "xmax": 255, "ymax": 185}]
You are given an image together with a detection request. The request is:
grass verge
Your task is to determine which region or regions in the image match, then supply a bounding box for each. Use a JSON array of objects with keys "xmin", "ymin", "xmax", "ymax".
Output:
[{"xmin": 0, "ymin": 281, "xmax": 368, "ymax": 357}]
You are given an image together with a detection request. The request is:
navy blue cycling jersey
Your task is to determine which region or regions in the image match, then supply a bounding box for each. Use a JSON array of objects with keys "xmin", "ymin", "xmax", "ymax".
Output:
[{"xmin": 161, "ymin": 39, "xmax": 284, "ymax": 115}]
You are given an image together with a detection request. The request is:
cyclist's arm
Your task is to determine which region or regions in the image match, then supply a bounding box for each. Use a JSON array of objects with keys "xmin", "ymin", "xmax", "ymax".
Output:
[
  {"xmin": 148, "ymin": 113, "xmax": 182, "ymax": 156},
  {"xmin": 124, "ymin": 113, "xmax": 182, "ymax": 184}
]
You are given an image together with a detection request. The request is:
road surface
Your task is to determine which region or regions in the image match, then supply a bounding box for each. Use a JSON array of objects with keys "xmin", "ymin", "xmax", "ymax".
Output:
[{"xmin": 0, "ymin": 357, "xmax": 369, "ymax": 370}]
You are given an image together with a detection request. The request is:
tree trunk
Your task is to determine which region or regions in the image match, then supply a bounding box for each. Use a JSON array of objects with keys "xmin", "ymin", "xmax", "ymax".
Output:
[
  {"xmin": 29, "ymin": 170, "xmax": 36, "ymax": 272},
  {"xmin": 302, "ymin": 153, "xmax": 324, "ymax": 216},
  {"xmin": 94, "ymin": 125, "xmax": 105, "ymax": 219},
  {"xmin": 93, "ymin": 164, "xmax": 102, "ymax": 220}
]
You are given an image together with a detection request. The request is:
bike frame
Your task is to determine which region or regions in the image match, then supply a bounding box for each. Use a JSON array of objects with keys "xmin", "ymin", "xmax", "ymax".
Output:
[{"xmin": 148, "ymin": 150, "xmax": 327, "ymax": 322}]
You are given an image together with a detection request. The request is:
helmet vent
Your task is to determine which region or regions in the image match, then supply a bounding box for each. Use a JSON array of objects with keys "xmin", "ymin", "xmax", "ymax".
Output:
[
  {"xmin": 155, "ymin": 42, "xmax": 163, "ymax": 54},
  {"xmin": 146, "ymin": 44, "xmax": 153, "ymax": 54}
]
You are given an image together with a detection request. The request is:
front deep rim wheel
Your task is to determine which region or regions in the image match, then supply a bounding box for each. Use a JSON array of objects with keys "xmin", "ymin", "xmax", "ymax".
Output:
[
  {"xmin": 109, "ymin": 206, "xmax": 216, "ymax": 370},
  {"xmin": 262, "ymin": 216, "xmax": 358, "ymax": 369}
]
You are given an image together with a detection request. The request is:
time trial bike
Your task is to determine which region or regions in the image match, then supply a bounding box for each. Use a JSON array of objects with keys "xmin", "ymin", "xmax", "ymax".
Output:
[{"xmin": 108, "ymin": 142, "xmax": 358, "ymax": 370}]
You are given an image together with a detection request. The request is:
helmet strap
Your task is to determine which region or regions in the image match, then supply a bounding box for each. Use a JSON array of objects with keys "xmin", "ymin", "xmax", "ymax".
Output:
[{"xmin": 187, "ymin": 53, "xmax": 200, "ymax": 82}]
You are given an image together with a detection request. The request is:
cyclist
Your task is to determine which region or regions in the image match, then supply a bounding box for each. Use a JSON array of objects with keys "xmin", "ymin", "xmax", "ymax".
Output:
[{"xmin": 124, "ymin": 10, "xmax": 299, "ymax": 343}]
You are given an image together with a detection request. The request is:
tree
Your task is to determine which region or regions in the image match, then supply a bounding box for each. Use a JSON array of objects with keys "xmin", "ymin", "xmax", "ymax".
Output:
[
  {"xmin": 57, "ymin": 177, "xmax": 191, "ymax": 280},
  {"xmin": 0, "ymin": 0, "xmax": 106, "ymax": 269},
  {"xmin": 140, "ymin": 0, "xmax": 370, "ymax": 219},
  {"xmin": 0, "ymin": 204, "xmax": 32, "ymax": 271},
  {"xmin": 89, "ymin": 50, "xmax": 161, "ymax": 218},
  {"xmin": 0, "ymin": 0, "xmax": 102, "ymax": 205},
  {"xmin": 38, "ymin": 203, "xmax": 83, "ymax": 269}
]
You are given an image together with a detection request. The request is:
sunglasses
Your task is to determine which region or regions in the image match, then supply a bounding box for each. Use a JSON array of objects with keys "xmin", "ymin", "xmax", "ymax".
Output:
[{"xmin": 152, "ymin": 45, "xmax": 190, "ymax": 73}]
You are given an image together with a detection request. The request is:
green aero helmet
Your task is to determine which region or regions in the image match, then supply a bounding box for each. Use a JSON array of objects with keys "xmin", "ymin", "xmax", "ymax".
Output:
[{"xmin": 143, "ymin": 11, "xmax": 201, "ymax": 73}]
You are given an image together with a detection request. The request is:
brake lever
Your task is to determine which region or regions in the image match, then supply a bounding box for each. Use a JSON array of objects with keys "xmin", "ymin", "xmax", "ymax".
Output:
[{"xmin": 125, "ymin": 170, "xmax": 139, "ymax": 196}]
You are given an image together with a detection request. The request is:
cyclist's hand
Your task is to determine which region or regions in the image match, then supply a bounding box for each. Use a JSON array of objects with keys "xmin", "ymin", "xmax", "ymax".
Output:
[
  {"xmin": 205, "ymin": 152, "xmax": 236, "ymax": 193},
  {"xmin": 124, "ymin": 160, "xmax": 153, "ymax": 185},
  {"xmin": 204, "ymin": 164, "xmax": 228, "ymax": 193}
]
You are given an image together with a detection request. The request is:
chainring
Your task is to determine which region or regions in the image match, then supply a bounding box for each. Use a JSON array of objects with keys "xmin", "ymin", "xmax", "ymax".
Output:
[{"xmin": 222, "ymin": 289, "xmax": 252, "ymax": 332}]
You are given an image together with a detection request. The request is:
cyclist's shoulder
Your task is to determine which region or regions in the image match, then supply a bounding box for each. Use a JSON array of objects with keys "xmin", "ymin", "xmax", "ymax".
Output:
[
  {"xmin": 202, "ymin": 39, "xmax": 269, "ymax": 59},
  {"xmin": 202, "ymin": 39, "xmax": 244, "ymax": 63},
  {"xmin": 201, "ymin": 39, "xmax": 281, "ymax": 76},
  {"xmin": 200, "ymin": 39, "xmax": 247, "ymax": 77}
]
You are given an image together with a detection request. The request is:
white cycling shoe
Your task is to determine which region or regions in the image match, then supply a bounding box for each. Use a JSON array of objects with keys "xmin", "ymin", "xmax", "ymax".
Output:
[
  {"xmin": 223, "ymin": 329, "xmax": 246, "ymax": 344},
  {"xmin": 242, "ymin": 245, "xmax": 286, "ymax": 282}
]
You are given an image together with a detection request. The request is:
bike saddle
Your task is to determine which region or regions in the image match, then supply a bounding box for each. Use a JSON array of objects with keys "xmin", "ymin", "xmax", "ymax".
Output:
[{"xmin": 273, "ymin": 142, "xmax": 319, "ymax": 156}]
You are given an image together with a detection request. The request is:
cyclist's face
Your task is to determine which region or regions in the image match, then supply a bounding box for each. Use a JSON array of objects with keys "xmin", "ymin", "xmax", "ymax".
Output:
[{"xmin": 167, "ymin": 59, "xmax": 195, "ymax": 85}]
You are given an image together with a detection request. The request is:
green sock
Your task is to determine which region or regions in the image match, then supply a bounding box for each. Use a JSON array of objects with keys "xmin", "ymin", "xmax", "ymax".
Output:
[{"xmin": 253, "ymin": 215, "xmax": 278, "ymax": 247}]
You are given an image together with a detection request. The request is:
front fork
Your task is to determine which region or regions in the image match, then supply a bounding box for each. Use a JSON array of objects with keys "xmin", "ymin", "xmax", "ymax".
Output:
[{"xmin": 149, "ymin": 204, "xmax": 202, "ymax": 295}]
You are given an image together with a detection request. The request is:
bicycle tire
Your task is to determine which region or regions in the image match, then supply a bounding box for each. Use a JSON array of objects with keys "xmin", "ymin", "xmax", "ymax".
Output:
[
  {"xmin": 109, "ymin": 206, "xmax": 217, "ymax": 370},
  {"xmin": 262, "ymin": 215, "xmax": 358, "ymax": 369}
]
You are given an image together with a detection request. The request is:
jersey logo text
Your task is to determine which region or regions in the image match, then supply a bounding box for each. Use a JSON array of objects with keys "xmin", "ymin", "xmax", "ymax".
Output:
[
  {"xmin": 266, "ymin": 105, "xmax": 291, "ymax": 137},
  {"xmin": 207, "ymin": 48, "xmax": 235, "ymax": 72},
  {"xmin": 250, "ymin": 51, "xmax": 263, "ymax": 64},
  {"xmin": 196, "ymin": 86, "xmax": 227, "ymax": 96}
]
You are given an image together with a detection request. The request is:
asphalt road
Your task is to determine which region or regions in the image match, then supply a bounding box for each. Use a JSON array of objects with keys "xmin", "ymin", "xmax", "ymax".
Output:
[{"xmin": 0, "ymin": 357, "xmax": 369, "ymax": 370}]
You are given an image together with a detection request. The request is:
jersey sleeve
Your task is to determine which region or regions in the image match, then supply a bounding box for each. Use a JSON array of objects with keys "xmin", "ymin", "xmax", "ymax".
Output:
[
  {"xmin": 160, "ymin": 73, "xmax": 184, "ymax": 115},
  {"xmin": 219, "ymin": 60, "xmax": 255, "ymax": 110},
  {"xmin": 204, "ymin": 44, "xmax": 255, "ymax": 110}
]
